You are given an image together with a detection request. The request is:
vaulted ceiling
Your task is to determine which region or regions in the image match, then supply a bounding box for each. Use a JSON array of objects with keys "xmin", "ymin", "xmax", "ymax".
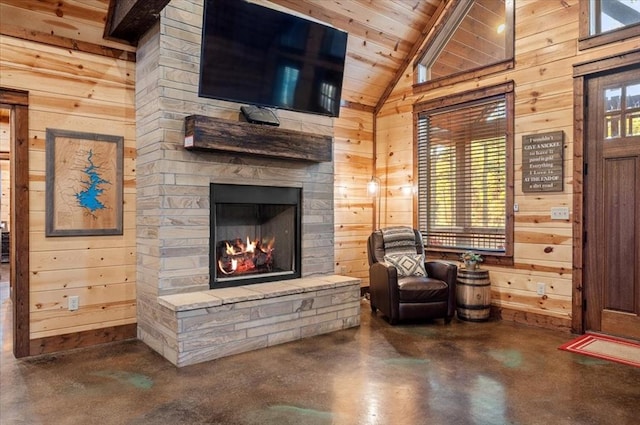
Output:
[{"xmin": 0, "ymin": 0, "xmax": 447, "ymax": 112}]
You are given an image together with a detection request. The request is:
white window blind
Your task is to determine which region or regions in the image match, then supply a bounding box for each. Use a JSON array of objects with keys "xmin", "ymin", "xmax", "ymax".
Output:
[{"xmin": 417, "ymin": 96, "xmax": 507, "ymax": 252}]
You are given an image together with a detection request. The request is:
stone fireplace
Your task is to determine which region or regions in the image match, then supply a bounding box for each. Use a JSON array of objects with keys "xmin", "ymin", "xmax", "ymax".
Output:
[{"xmin": 133, "ymin": 2, "xmax": 360, "ymax": 367}]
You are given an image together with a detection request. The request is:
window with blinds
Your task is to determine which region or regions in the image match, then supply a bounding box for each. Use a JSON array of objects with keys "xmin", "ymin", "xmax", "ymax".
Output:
[{"xmin": 417, "ymin": 95, "xmax": 507, "ymax": 252}]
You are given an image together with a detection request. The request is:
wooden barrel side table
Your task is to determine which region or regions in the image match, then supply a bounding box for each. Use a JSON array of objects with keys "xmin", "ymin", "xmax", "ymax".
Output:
[{"xmin": 456, "ymin": 268, "xmax": 491, "ymax": 321}]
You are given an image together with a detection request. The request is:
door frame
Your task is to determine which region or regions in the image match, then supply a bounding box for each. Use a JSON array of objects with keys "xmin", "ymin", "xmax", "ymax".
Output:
[
  {"xmin": 572, "ymin": 49, "xmax": 640, "ymax": 334},
  {"xmin": 0, "ymin": 88, "xmax": 30, "ymax": 358}
]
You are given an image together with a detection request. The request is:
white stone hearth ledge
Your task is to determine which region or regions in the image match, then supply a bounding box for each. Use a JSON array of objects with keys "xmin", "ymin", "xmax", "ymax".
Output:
[
  {"xmin": 158, "ymin": 275, "xmax": 356, "ymax": 311},
  {"xmin": 153, "ymin": 275, "xmax": 361, "ymax": 367}
]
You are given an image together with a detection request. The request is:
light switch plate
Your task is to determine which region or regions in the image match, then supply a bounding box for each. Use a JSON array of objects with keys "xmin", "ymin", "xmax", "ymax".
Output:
[{"xmin": 68, "ymin": 295, "xmax": 79, "ymax": 311}]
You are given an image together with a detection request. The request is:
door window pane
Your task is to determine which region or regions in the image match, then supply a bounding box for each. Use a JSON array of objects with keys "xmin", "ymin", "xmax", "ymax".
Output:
[
  {"xmin": 606, "ymin": 83, "xmax": 640, "ymax": 138},
  {"xmin": 624, "ymin": 83, "xmax": 640, "ymax": 136},
  {"xmin": 605, "ymin": 87, "xmax": 622, "ymax": 111},
  {"xmin": 605, "ymin": 115, "xmax": 621, "ymax": 139},
  {"xmin": 627, "ymin": 112, "xmax": 640, "ymax": 136},
  {"xmin": 626, "ymin": 83, "xmax": 640, "ymax": 108}
]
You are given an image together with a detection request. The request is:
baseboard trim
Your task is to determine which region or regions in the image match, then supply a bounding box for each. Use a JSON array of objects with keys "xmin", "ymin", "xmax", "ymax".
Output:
[
  {"xmin": 24, "ymin": 306, "xmax": 570, "ymax": 356},
  {"xmin": 491, "ymin": 306, "xmax": 572, "ymax": 333},
  {"xmin": 29, "ymin": 323, "xmax": 137, "ymax": 356}
]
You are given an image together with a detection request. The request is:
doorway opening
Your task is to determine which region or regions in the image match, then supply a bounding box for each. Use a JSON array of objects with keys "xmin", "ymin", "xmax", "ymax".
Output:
[{"xmin": 1, "ymin": 88, "xmax": 30, "ymax": 358}]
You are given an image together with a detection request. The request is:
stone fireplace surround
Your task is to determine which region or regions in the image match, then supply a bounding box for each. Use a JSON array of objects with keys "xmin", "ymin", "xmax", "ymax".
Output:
[
  {"xmin": 136, "ymin": 113, "xmax": 362, "ymax": 367},
  {"xmin": 134, "ymin": 2, "xmax": 360, "ymax": 367}
]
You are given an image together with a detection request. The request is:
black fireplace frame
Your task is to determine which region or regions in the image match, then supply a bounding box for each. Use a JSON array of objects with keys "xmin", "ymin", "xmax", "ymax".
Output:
[{"xmin": 210, "ymin": 183, "xmax": 302, "ymax": 288}]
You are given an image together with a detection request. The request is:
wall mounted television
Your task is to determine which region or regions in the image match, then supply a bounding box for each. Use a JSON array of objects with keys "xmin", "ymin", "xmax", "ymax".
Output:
[{"xmin": 199, "ymin": 0, "xmax": 348, "ymax": 118}]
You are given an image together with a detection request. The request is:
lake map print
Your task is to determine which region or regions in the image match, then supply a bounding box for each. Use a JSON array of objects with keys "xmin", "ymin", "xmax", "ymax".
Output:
[
  {"xmin": 46, "ymin": 129, "xmax": 123, "ymax": 236},
  {"xmin": 75, "ymin": 149, "xmax": 111, "ymax": 215}
]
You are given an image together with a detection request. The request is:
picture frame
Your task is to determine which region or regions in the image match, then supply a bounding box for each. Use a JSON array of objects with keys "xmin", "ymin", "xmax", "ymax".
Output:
[{"xmin": 45, "ymin": 129, "xmax": 123, "ymax": 236}]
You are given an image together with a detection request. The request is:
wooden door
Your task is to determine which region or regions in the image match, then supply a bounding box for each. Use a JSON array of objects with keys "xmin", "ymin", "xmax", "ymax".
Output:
[{"xmin": 585, "ymin": 67, "xmax": 640, "ymax": 340}]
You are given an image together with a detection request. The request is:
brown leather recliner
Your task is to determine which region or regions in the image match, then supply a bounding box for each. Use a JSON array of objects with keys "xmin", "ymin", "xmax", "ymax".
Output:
[{"xmin": 367, "ymin": 227, "xmax": 457, "ymax": 325}]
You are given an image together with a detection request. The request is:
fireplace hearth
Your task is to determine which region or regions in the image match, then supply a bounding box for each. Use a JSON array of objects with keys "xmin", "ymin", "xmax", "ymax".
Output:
[{"xmin": 211, "ymin": 183, "xmax": 302, "ymax": 288}]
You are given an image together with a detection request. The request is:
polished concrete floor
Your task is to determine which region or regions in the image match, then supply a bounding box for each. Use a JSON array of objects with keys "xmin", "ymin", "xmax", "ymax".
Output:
[{"xmin": 1, "ymin": 273, "xmax": 639, "ymax": 424}]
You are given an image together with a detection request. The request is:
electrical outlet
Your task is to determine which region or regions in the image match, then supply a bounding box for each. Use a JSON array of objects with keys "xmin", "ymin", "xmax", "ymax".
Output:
[
  {"xmin": 551, "ymin": 207, "xmax": 570, "ymax": 220},
  {"xmin": 68, "ymin": 295, "xmax": 79, "ymax": 311},
  {"xmin": 536, "ymin": 282, "xmax": 545, "ymax": 296}
]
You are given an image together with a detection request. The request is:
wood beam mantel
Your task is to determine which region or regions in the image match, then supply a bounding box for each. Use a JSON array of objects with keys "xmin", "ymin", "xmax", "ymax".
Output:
[
  {"xmin": 184, "ymin": 115, "xmax": 333, "ymax": 163},
  {"xmin": 104, "ymin": 0, "xmax": 171, "ymax": 44}
]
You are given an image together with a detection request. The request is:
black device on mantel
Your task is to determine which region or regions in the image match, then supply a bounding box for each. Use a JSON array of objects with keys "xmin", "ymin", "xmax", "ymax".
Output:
[
  {"xmin": 240, "ymin": 105, "xmax": 280, "ymax": 127},
  {"xmin": 199, "ymin": 0, "xmax": 348, "ymax": 118}
]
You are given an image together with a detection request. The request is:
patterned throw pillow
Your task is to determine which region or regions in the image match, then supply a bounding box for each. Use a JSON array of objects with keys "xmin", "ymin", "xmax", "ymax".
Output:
[{"xmin": 383, "ymin": 253, "xmax": 427, "ymax": 277}]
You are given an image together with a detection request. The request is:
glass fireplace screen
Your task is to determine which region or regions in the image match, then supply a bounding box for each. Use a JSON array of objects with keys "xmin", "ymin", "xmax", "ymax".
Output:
[{"xmin": 211, "ymin": 184, "xmax": 301, "ymax": 288}]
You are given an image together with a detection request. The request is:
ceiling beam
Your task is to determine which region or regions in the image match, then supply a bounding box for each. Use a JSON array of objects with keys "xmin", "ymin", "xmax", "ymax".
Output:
[{"xmin": 104, "ymin": 0, "xmax": 171, "ymax": 44}]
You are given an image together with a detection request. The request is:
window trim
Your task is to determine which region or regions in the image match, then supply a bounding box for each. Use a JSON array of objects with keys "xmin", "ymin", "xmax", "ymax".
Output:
[
  {"xmin": 578, "ymin": 1, "xmax": 640, "ymax": 50},
  {"xmin": 413, "ymin": 82, "xmax": 515, "ymax": 265},
  {"xmin": 413, "ymin": 0, "xmax": 515, "ymax": 92}
]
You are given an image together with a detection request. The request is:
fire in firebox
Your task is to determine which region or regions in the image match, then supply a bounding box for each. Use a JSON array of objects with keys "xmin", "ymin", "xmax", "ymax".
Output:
[{"xmin": 217, "ymin": 237, "xmax": 275, "ymax": 276}]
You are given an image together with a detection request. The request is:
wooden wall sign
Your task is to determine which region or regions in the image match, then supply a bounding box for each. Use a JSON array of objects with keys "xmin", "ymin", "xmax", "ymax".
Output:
[{"xmin": 522, "ymin": 131, "xmax": 564, "ymax": 192}]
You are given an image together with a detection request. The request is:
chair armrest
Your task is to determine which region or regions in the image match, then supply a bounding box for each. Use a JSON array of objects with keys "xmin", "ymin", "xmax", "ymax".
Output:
[
  {"xmin": 370, "ymin": 262, "xmax": 400, "ymax": 292},
  {"xmin": 425, "ymin": 261, "xmax": 458, "ymax": 316},
  {"xmin": 369, "ymin": 262, "xmax": 400, "ymax": 319},
  {"xmin": 425, "ymin": 261, "xmax": 457, "ymax": 284}
]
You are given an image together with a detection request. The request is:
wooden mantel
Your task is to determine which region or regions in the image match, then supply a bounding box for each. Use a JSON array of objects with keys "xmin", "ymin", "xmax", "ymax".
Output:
[{"xmin": 184, "ymin": 115, "xmax": 333, "ymax": 162}]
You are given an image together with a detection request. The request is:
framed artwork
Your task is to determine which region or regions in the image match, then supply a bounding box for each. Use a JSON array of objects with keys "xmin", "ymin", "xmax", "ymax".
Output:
[{"xmin": 45, "ymin": 129, "xmax": 123, "ymax": 236}]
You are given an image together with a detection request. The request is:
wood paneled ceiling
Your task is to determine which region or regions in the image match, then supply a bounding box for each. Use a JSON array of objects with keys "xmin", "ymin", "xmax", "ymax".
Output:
[{"xmin": 0, "ymin": 0, "xmax": 447, "ymax": 112}]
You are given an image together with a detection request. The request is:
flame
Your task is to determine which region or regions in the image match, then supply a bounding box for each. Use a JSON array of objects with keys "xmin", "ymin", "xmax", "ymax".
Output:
[
  {"xmin": 218, "ymin": 235, "xmax": 275, "ymax": 276},
  {"xmin": 246, "ymin": 236, "xmax": 256, "ymax": 253},
  {"xmin": 218, "ymin": 258, "xmax": 238, "ymax": 275},
  {"xmin": 265, "ymin": 237, "xmax": 275, "ymax": 251}
]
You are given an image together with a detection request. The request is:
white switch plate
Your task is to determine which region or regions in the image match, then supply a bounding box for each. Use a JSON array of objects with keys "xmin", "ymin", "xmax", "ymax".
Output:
[
  {"xmin": 68, "ymin": 295, "xmax": 79, "ymax": 311},
  {"xmin": 537, "ymin": 282, "xmax": 545, "ymax": 296},
  {"xmin": 550, "ymin": 207, "xmax": 569, "ymax": 220}
]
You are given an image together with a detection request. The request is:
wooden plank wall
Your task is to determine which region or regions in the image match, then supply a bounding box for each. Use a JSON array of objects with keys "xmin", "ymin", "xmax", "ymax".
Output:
[
  {"xmin": 333, "ymin": 107, "xmax": 374, "ymax": 286},
  {"xmin": 376, "ymin": 0, "xmax": 640, "ymax": 326},
  {"xmin": 0, "ymin": 0, "xmax": 133, "ymax": 52},
  {"xmin": 0, "ymin": 24, "xmax": 136, "ymax": 340}
]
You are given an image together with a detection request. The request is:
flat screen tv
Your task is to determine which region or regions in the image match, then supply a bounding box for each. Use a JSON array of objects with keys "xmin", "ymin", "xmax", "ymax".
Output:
[{"xmin": 199, "ymin": 0, "xmax": 348, "ymax": 118}]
